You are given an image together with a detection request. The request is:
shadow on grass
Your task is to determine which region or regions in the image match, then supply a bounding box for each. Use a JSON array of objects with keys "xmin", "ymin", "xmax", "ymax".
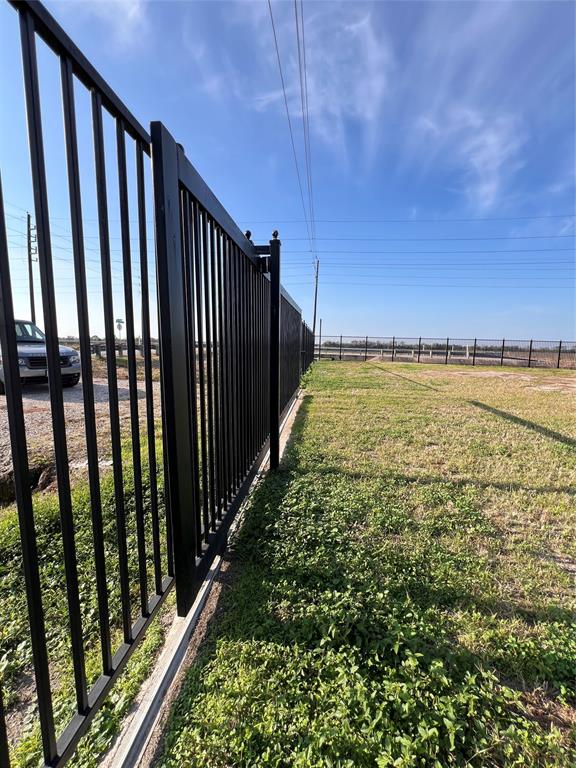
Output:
[
  {"xmin": 371, "ymin": 363, "xmax": 442, "ymax": 391},
  {"xmin": 293, "ymin": 458, "xmax": 576, "ymax": 498},
  {"xmin": 469, "ymin": 400, "xmax": 576, "ymax": 449},
  {"xmin": 372, "ymin": 363, "xmax": 576, "ymax": 451}
]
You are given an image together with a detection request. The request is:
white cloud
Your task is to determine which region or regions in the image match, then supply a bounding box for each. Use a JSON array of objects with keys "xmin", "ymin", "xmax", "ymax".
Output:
[
  {"xmin": 57, "ymin": 0, "xmax": 148, "ymax": 49},
  {"xmin": 400, "ymin": 2, "xmax": 539, "ymax": 210},
  {"xmin": 419, "ymin": 107, "xmax": 526, "ymax": 210},
  {"xmin": 302, "ymin": 10, "xmax": 393, "ymax": 163},
  {"xmin": 183, "ymin": 1, "xmax": 394, "ymax": 165},
  {"xmin": 179, "ymin": 0, "xmax": 571, "ymax": 206}
]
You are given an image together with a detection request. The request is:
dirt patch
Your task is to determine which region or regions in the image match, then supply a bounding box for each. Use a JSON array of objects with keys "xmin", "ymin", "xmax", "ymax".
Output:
[
  {"xmin": 4, "ymin": 672, "xmax": 37, "ymax": 746},
  {"xmin": 410, "ymin": 368, "xmax": 576, "ymax": 394},
  {"xmin": 532, "ymin": 377, "xmax": 576, "ymax": 394},
  {"xmin": 0, "ymin": 378, "xmax": 161, "ymax": 505},
  {"xmin": 522, "ymin": 689, "xmax": 576, "ymax": 736}
]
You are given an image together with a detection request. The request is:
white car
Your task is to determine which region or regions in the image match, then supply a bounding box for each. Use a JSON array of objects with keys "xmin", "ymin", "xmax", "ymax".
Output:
[{"xmin": 0, "ymin": 320, "xmax": 81, "ymax": 394}]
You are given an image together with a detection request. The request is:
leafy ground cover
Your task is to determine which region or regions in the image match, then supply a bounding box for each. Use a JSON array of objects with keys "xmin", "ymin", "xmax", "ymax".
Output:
[
  {"xmin": 159, "ymin": 361, "xmax": 576, "ymax": 767},
  {"xmin": 1, "ymin": 434, "xmax": 172, "ymax": 767}
]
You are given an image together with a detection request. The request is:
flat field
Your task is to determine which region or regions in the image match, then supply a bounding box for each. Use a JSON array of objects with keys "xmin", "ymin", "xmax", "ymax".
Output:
[{"xmin": 158, "ymin": 361, "xmax": 576, "ymax": 767}]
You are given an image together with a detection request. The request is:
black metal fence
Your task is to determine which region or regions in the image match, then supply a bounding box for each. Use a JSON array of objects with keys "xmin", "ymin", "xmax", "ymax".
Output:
[
  {"xmin": 0, "ymin": 2, "xmax": 312, "ymax": 766},
  {"xmin": 301, "ymin": 321, "xmax": 315, "ymax": 373},
  {"xmin": 317, "ymin": 335, "xmax": 576, "ymax": 370}
]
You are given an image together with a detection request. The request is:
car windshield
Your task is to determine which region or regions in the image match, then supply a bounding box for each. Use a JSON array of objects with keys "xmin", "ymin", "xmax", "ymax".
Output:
[{"xmin": 15, "ymin": 321, "xmax": 46, "ymax": 343}]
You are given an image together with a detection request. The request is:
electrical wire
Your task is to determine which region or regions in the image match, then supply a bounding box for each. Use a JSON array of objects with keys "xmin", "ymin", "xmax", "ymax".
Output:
[
  {"xmin": 280, "ymin": 235, "xmax": 575, "ymax": 242},
  {"xmin": 239, "ymin": 213, "xmax": 576, "ymax": 223},
  {"xmin": 282, "ymin": 247, "xmax": 575, "ymax": 254},
  {"xmin": 267, "ymin": 0, "xmax": 313, "ymax": 253}
]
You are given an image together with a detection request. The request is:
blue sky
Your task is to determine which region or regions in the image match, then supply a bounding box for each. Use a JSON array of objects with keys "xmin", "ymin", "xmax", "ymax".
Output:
[{"xmin": 1, "ymin": 0, "xmax": 574, "ymax": 339}]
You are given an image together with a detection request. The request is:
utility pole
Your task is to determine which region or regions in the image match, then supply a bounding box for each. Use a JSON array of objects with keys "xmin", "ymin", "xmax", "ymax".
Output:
[
  {"xmin": 27, "ymin": 212, "xmax": 36, "ymax": 323},
  {"xmin": 311, "ymin": 258, "xmax": 319, "ymax": 337}
]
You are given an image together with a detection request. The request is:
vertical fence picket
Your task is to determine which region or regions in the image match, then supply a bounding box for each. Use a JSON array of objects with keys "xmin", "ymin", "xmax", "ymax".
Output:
[
  {"xmin": 117, "ymin": 122, "xmax": 148, "ymax": 617},
  {"xmin": 93, "ymin": 91, "xmax": 133, "ymax": 643},
  {"xmin": 136, "ymin": 141, "xmax": 163, "ymax": 595},
  {"xmin": 60, "ymin": 55, "xmax": 112, "ymax": 671},
  {"xmin": 20, "ymin": 8, "xmax": 89, "ymax": 712}
]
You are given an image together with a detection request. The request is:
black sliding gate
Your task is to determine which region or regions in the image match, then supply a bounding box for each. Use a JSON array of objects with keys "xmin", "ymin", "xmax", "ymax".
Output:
[{"xmin": 0, "ymin": 2, "xmax": 313, "ymax": 766}]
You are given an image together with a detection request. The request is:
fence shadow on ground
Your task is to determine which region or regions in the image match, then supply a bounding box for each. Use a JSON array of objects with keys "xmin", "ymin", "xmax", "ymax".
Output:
[
  {"xmin": 371, "ymin": 363, "xmax": 576, "ymax": 450},
  {"xmin": 469, "ymin": 401, "xmax": 576, "ymax": 449},
  {"xmin": 370, "ymin": 364, "xmax": 441, "ymax": 391}
]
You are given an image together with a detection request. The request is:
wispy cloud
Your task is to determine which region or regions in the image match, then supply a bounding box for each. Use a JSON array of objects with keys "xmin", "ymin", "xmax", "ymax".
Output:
[
  {"xmin": 293, "ymin": 9, "xmax": 393, "ymax": 164},
  {"xmin": 57, "ymin": 0, "xmax": 148, "ymax": 49},
  {"xmin": 397, "ymin": 1, "xmax": 572, "ymax": 211},
  {"xmin": 417, "ymin": 107, "xmax": 526, "ymax": 210},
  {"xmin": 182, "ymin": 1, "xmax": 393, "ymax": 166},
  {"xmin": 176, "ymin": 0, "xmax": 572, "ymax": 209}
]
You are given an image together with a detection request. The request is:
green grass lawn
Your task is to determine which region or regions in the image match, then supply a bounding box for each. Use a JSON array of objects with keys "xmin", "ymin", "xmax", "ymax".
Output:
[{"xmin": 159, "ymin": 361, "xmax": 576, "ymax": 767}]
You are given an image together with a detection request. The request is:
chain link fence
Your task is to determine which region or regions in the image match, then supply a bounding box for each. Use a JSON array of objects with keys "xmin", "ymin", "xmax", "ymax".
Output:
[{"xmin": 316, "ymin": 336, "xmax": 576, "ymax": 369}]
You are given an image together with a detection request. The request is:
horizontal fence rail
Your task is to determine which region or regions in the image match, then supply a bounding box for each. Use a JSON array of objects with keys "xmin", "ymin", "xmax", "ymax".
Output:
[
  {"xmin": 316, "ymin": 335, "xmax": 576, "ymax": 370},
  {"xmin": 0, "ymin": 2, "xmax": 313, "ymax": 766}
]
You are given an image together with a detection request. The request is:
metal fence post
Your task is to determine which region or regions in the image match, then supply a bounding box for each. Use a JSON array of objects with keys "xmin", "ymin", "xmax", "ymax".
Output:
[
  {"xmin": 445, "ymin": 337, "xmax": 449, "ymax": 364},
  {"xmin": 472, "ymin": 338, "xmax": 477, "ymax": 366},
  {"xmin": 269, "ymin": 233, "xmax": 281, "ymax": 469},
  {"xmin": 557, "ymin": 340, "xmax": 562, "ymax": 369},
  {"xmin": 151, "ymin": 122, "xmax": 198, "ymax": 615},
  {"xmin": 318, "ymin": 318, "xmax": 322, "ymax": 360},
  {"xmin": 500, "ymin": 338, "xmax": 505, "ymax": 366},
  {"xmin": 417, "ymin": 336, "xmax": 421, "ymax": 363},
  {"xmin": 528, "ymin": 339, "xmax": 533, "ymax": 368},
  {"xmin": 391, "ymin": 336, "xmax": 395, "ymax": 361},
  {"xmin": 364, "ymin": 335, "xmax": 368, "ymax": 361},
  {"xmin": 339, "ymin": 334, "xmax": 343, "ymax": 360}
]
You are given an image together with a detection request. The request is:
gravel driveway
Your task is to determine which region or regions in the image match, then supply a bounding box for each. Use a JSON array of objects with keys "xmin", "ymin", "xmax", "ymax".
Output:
[{"xmin": 0, "ymin": 378, "xmax": 162, "ymax": 501}]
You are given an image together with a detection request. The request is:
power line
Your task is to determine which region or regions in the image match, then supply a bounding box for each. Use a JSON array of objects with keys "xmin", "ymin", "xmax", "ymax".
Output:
[
  {"xmin": 282, "ymin": 280, "xmax": 573, "ymax": 288},
  {"xmin": 240, "ymin": 213, "xmax": 576, "ymax": 223},
  {"xmin": 293, "ymin": 0, "xmax": 319, "ymax": 335},
  {"xmin": 283, "ymin": 247, "xmax": 575, "ymax": 254},
  {"xmin": 281, "ymin": 235, "xmax": 575, "ymax": 242},
  {"xmin": 294, "ymin": 0, "xmax": 315, "ymax": 249},
  {"xmin": 267, "ymin": 0, "xmax": 313, "ymax": 254},
  {"xmin": 281, "ymin": 271, "xmax": 574, "ymax": 278},
  {"xmin": 282, "ymin": 264, "xmax": 575, "ymax": 271},
  {"xmin": 283, "ymin": 259, "xmax": 574, "ymax": 265}
]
